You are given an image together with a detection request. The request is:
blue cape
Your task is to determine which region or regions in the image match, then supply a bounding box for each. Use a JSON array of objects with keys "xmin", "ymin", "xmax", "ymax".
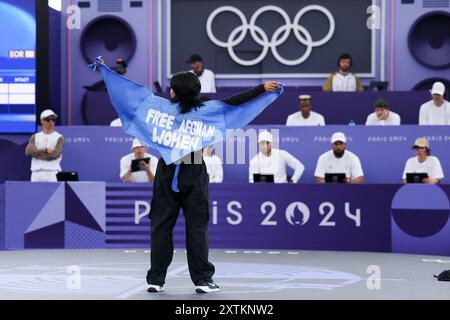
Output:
[{"xmin": 89, "ymin": 57, "xmax": 283, "ymax": 165}]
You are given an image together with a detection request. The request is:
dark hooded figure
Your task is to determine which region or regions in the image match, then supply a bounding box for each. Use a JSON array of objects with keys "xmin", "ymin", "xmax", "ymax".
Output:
[{"xmin": 146, "ymin": 72, "xmax": 279, "ymax": 293}]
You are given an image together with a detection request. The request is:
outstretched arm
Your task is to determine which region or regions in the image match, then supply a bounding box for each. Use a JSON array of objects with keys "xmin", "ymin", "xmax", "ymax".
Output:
[
  {"xmin": 222, "ymin": 82, "xmax": 279, "ymax": 106},
  {"xmin": 222, "ymin": 82, "xmax": 283, "ymax": 131},
  {"xmin": 89, "ymin": 56, "xmax": 155, "ymax": 129}
]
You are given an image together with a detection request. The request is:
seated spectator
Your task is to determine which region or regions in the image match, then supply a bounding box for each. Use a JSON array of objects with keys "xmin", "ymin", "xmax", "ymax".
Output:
[
  {"xmin": 402, "ymin": 138, "xmax": 444, "ymax": 185},
  {"xmin": 25, "ymin": 109, "xmax": 65, "ymax": 182},
  {"xmin": 110, "ymin": 118, "xmax": 122, "ymax": 127},
  {"xmin": 249, "ymin": 131, "xmax": 305, "ymax": 184},
  {"xmin": 366, "ymin": 99, "xmax": 401, "ymax": 126},
  {"xmin": 203, "ymin": 146, "xmax": 223, "ymax": 183},
  {"xmin": 120, "ymin": 139, "xmax": 158, "ymax": 183},
  {"xmin": 323, "ymin": 54, "xmax": 364, "ymax": 92},
  {"xmin": 314, "ymin": 132, "xmax": 364, "ymax": 184},
  {"xmin": 187, "ymin": 54, "xmax": 216, "ymax": 93},
  {"xmin": 286, "ymin": 95, "xmax": 325, "ymax": 126},
  {"xmin": 419, "ymin": 82, "xmax": 450, "ymax": 125}
]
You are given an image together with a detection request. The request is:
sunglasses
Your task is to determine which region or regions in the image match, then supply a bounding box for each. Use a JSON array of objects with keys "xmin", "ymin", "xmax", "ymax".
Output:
[{"xmin": 43, "ymin": 118, "xmax": 56, "ymax": 122}]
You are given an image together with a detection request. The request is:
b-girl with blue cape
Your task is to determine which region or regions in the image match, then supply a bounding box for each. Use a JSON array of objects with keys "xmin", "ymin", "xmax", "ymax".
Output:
[{"xmin": 89, "ymin": 57, "xmax": 283, "ymax": 293}]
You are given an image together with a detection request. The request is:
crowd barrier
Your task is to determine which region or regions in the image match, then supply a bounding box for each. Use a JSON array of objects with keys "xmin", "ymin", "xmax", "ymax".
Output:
[{"xmin": 1, "ymin": 182, "xmax": 449, "ymax": 256}]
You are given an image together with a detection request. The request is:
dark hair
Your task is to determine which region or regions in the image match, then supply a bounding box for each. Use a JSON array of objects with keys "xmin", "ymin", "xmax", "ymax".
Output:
[
  {"xmin": 170, "ymin": 72, "xmax": 203, "ymax": 114},
  {"xmin": 186, "ymin": 54, "xmax": 203, "ymax": 64},
  {"xmin": 338, "ymin": 53, "xmax": 353, "ymax": 67},
  {"xmin": 374, "ymin": 98, "xmax": 389, "ymax": 109}
]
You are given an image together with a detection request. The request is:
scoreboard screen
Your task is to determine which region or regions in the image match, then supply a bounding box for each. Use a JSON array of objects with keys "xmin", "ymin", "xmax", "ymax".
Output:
[{"xmin": 0, "ymin": 0, "xmax": 36, "ymax": 133}]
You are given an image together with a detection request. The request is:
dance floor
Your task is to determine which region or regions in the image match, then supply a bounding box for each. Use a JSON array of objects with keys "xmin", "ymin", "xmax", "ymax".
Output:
[{"xmin": 0, "ymin": 249, "xmax": 449, "ymax": 300}]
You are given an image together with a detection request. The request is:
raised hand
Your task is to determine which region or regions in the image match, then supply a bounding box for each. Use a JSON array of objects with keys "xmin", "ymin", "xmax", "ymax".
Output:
[{"xmin": 264, "ymin": 81, "xmax": 280, "ymax": 92}]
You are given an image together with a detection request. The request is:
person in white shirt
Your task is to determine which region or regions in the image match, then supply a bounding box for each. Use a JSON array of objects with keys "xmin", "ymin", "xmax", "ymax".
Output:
[
  {"xmin": 402, "ymin": 137, "xmax": 444, "ymax": 184},
  {"xmin": 187, "ymin": 54, "xmax": 216, "ymax": 93},
  {"xmin": 110, "ymin": 118, "xmax": 122, "ymax": 127},
  {"xmin": 249, "ymin": 131, "xmax": 305, "ymax": 184},
  {"xmin": 314, "ymin": 132, "xmax": 364, "ymax": 184},
  {"xmin": 120, "ymin": 139, "xmax": 158, "ymax": 183},
  {"xmin": 286, "ymin": 95, "xmax": 326, "ymax": 126},
  {"xmin": 366, "ymin": 98, "xmax": 401, "ymax": 126},
  {"xmin": 419, "ymin": 82, "xmax": 450, "ymax": 125},
  {"xmin": 323, "ymin": 54, "xmax": 364, "ymax": 92},
  {"xmin": 202, "ymin": 146, "xmax": 223, "ymax": 183},
  {"xmin": 25, "ymin": 109, "xmax": 64, "ymax": 182}
]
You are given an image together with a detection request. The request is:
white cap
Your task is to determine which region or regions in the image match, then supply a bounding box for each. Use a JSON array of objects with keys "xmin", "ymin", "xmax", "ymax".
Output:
[
  {"xmin": 258, "ymin": 131, "xmax": 273, "ymax": 143},
  {"xmin": 299, "ymin": 94, "xmax": 311, "ymax": 100},
  {"xmin": 40, "ymin": 109, "xmax": 57, "ymax": 120},
  {"xmin": 431, "ymin": 82, "xmax": 445, "ymax": 96},
  {"xmin": 131, "ymin": 138, "xmax": 146, "ymax": 150},
  {"xmin": 331, "ymin": 132, "xmax": 347, "ymax": 144}
]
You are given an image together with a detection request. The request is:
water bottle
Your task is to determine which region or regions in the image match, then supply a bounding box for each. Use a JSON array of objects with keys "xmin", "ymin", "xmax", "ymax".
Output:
[{"xmin": 348, "ymin": 120, "xmax": 356, "ymax": 126}]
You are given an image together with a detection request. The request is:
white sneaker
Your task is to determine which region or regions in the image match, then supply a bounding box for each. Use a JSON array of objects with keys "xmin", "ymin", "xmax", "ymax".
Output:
[
  {"xmin": 147, "ymin": 284, "xmax": 164, "ymax": 293},
  {"xmin": 195, "ymin": 281, "xmax": 220, "ymax": 294}
]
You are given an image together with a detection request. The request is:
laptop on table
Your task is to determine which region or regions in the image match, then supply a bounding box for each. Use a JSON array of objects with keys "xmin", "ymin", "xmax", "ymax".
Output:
[
  {"xmin": 253, "ymin": 174, "xmax": 275, "ymax": 183},
  {"xmin": 406, "ymin": 173, "xmax": 429, "ymax": 184},
  {"xmin": 325, "ymin": 173, "xmax": 347, "ymax": 184}
]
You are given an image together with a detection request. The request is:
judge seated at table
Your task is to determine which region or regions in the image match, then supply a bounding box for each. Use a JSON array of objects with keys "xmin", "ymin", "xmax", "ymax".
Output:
[
  {"xmin": 249, "ymin": 131, "xmax": 305, "ymax": 184},
  {"xmin": 120, "ymin": 139, "xmax": 158, "ymax": 183},
  {"xmin": 314, "ymin": 132, "xmax": 364, "ymax": 184},
  {"xmin": 419, "ymin": 82, "xmax": 450, "ymax": 126},
  {"xmin": 366, "ymin": 99, "xmax": 401, "ymax": 126},
  {"xmin": 286, "ymin": 95, "xmax": 326, "ymax": 127},
  {"xmin": 402, "ymin": 138, "xmax": 444, "ymax": 185},
  {"xmin": 323, "ymin": 54, "xmax": 364, "ymax": 92}
]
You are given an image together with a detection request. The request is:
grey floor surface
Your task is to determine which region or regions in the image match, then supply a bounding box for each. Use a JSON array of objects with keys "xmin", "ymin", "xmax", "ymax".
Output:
[{"xmin": 0, "ymin": 249, "xmax": 449, "ymax": 300}]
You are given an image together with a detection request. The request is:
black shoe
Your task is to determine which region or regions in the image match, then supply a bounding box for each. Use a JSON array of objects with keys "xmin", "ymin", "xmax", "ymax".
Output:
[
  {"xmin": 147, "ymin": 284, "xmax": 164, "ymax": 293},
  {"xmin": 195, "ymin": 281, "xmax": 220, "ymax": 294}
]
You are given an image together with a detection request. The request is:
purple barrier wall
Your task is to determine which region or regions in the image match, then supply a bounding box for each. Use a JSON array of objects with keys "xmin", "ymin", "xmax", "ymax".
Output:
[
  {"xmin": 3, "ymin": 182, "xmax": 105, "ymax": 250},
  {"xmin": 2, "ymin": 182, "xmax": 450, "ymax": 257},
  {"xmin": 1, "ymin": 125, "xmax": 449, "ymax": 185},
  {"xmin": 82, "ymin": 90, "xmax": 431, "ymax": 126},
  {"xmin": 0, "ymin": 135, "xmax": 31, "ymax": 183},
  {"xmin": 106, "ymin": 183, "xmax": 396, "ymax": 252}
]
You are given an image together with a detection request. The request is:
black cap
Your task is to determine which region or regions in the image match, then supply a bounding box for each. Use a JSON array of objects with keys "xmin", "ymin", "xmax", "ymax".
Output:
[
  {"xmin": 116, "ymin": 58, "xmax": 128, "ymax": 68},
  {"xmin": 186, "ymin": 54, "xmax": 203, "ymax": 64}
]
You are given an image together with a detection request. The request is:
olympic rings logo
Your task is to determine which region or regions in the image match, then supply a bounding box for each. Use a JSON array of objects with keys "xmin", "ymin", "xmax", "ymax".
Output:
[{"xmin": 206, "ymin": 5, "xmax": 336, "ymax": 66}]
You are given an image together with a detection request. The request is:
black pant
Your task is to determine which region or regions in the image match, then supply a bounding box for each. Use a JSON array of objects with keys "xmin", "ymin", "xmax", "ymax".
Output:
[{"xmin": 146, "ymin": 156, "xmax": 215, "ymax": 286}]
